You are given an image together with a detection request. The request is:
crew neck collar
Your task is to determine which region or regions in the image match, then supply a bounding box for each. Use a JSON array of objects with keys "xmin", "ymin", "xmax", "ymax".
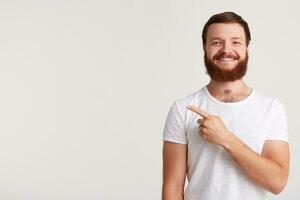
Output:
[{"xmin": 204, "ymin": 85, "xmax": 255, "ymax": 106}]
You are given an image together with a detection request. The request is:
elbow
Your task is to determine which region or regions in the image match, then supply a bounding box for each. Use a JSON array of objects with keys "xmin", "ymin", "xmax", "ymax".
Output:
[
  {"xmin": 162, "ymin": 184, "xmax": 184, "ymax": 200},
  {"xmin": 267, "ymin": 166, "xmax": 289, "ymax": 195},
  {"xmin": 270, "ymin": 186, "xmax": 284, "ymax": 195},
  {"xmin": 270, "ymin": 187, "xmax": 284, "ymax": 194},
  {"xmin": 269, "ymin": 177, "xmax": 288, "ymax": 195}
]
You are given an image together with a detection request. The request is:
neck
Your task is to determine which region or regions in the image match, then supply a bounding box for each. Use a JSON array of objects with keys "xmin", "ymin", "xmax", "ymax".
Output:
[{"xmin": 207, "ymin": 79, "xmax": 252, "ymax": 102}]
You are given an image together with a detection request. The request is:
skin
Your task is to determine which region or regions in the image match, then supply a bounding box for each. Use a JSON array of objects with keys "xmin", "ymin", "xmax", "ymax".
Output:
[
  {"xmin": 162, "ymin": 23, "xmax": 290, "ymax": 200},
  {"xmin": 205, "ymin": 23, "xmax": 247, "ymax": 71},
  {"xmin": 186, "ymin": 106, "xmax": 289, "ymax": 194}
]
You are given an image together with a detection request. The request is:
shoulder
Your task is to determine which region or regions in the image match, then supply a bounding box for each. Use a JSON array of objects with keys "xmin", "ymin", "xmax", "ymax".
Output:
[
  {"xmin": 172, "ymin": 88, "xmax": 205, "ymax": 112},
  {"xmin": 252, "ymin": 90, "xmax": 286, "ymax": 115},
  {"xmin": 253, "ymin": 90, "xmax": 284, "ymax": 107}
]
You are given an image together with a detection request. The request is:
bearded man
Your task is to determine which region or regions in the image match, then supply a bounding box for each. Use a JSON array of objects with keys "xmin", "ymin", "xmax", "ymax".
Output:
[{"xmin": 162, "ymin": 12, "xmax": 289, "ymax": 200}]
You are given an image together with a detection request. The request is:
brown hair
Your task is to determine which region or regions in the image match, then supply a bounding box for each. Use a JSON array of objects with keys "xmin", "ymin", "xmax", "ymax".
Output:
[{"xmin": 202, "ymin": 12, "xmax": 251, "ymax": 46}]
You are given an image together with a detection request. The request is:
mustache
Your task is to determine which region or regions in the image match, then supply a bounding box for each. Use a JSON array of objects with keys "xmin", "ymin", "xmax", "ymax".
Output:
[
  {"xmin": 213, "ymin": 53, "xmax": 240, "ymax": 60},
  {"xmin": 204, "ymin": 52, "xmax": 248, "ymax": 82}
]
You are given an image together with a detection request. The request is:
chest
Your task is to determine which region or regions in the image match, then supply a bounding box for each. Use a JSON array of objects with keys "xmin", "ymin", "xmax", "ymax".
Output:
[{"xmin": 186, "ymin": 106, "xmax": 270, "ymax": 154}]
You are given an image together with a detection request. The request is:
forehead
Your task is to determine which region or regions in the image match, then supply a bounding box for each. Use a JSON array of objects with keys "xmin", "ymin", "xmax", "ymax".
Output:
[{"xmin": 206, "ymin": 23, "xmax": 246, "ymax": 40}]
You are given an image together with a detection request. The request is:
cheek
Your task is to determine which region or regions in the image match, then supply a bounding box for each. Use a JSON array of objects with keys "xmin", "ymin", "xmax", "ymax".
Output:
[
  {"xmin": 236, "ymin": 50, "xmax": 247, "ymax": 59},
  {"xmin": 205, "ymin": 48, "xmax": 220, "ymax": 58},
  {"xmin": 234, "ymin": 47, "xmax": 247, "ymax": 58}
]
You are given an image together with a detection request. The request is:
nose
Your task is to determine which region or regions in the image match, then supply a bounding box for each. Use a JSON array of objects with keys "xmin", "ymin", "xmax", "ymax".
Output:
[{"xmin": 220, "ymin": 42, "xmax": 232, "ymax": 54}]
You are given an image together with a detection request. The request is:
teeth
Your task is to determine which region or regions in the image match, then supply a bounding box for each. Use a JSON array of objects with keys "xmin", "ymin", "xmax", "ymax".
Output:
[{"xmin": 219, "ymin": 58, "xmax": 234, "ymax": 61}]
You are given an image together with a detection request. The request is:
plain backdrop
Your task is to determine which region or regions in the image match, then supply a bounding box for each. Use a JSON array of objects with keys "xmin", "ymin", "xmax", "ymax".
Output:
[{"xmin": 0, "ymin": 0, "xmax": 299, "ymax": 199}]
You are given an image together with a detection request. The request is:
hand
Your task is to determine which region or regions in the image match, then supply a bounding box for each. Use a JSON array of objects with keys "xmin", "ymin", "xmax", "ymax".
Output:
[{"xmin": 187, "ymin": 105, "xmax": 232, "ymax": 147}]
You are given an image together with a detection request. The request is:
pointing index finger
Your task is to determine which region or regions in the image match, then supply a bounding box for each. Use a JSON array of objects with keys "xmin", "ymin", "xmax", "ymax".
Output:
[{"xmin": 186, "ymin": 105, "xmax": 210, "ymax": 119}]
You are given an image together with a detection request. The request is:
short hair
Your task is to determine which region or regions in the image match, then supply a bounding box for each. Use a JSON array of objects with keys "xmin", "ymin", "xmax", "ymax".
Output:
[{"xmin": 202, "ymin": 12, "xmax": 251, "ymax": 46}]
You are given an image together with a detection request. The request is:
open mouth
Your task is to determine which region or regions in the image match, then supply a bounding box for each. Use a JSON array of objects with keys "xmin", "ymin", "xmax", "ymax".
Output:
[
  {"xmin": 218, "ymin": 58, "xmax": 235, "ymax": 61},
  {"xmin": 216, "ymin": 57, "xmax": 237, "ymax": 63}
]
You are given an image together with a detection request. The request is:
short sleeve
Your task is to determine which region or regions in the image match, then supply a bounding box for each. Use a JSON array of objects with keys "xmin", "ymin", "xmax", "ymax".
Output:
[
  {"xmin": 162, "ymin": 102, "xmax": 187, "ymax": 144},
  {"xmin": 266, "ymin": 99, "xmax": 289, "ymax": 142}
]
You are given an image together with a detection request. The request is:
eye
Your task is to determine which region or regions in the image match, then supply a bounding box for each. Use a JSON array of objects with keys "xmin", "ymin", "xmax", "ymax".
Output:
[
  {"xmin": 233, "ymin": 41, "xmax": 241, "ymax": 45},
  {"xmin": 212, "ymin": 41, "xmax": 221, "ymax": 46}
]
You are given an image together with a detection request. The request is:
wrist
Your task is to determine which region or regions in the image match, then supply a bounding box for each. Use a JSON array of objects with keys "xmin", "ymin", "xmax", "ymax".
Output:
[{"xmin": 221, "ymin": 131, "xmax": 237, "ymax": 151}]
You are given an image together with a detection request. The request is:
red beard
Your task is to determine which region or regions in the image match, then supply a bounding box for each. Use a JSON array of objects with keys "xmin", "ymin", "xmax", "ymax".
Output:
[{"xmin": 204, "ymin": 52, "xmax": 248, "ymax": 82}]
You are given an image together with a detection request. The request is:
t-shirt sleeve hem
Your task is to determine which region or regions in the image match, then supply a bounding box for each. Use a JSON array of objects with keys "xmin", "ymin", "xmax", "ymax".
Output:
[
  {"xmin": 265, "ymin": 137, "xmax": 289, "ymax": 143},
  {"xmin": 162, "ymin": 135, "xmax": 188, "ymax": 144}
]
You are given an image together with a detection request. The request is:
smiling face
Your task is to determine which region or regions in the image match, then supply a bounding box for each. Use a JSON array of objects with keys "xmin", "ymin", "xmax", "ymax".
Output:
[{"xmin": 204, "ymin": 23, "xmax": 249, "ymax": 81}]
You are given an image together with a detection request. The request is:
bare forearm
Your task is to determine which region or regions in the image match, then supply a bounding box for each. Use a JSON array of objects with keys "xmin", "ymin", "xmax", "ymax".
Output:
[
  {"xmin": 162, "ymin": 185, "xmax": 184, "ymax": 200},
  {"xmin": 186, "ymin": 105, "xmax": 289, "ymax": 194},
  {"xmin": 223, "ymin": 134, "xmax": 287, "ymax": 194}
]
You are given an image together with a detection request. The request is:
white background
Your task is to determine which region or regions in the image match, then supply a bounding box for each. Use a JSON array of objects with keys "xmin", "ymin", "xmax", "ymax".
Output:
[{"xmin": 0, "ymin": 0, "xmax": 299, "ymax": 199}]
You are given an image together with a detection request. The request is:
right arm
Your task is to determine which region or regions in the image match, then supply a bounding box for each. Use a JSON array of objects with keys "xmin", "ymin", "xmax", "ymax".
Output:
[{"xmin": 162, "ymin": 141, "xmax": 187, "ymax": 200}]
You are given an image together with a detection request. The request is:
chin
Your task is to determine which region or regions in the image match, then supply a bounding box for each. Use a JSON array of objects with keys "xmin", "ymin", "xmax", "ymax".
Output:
[{"xmin": 215, "ymin": 63, "xmax": 237, "ymax": 71}]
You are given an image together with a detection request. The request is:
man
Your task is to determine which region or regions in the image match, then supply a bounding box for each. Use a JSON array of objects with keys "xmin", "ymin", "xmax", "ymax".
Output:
[{"xmin": 162, "ymin": 12, "xmax": 290, "ymax": 200}]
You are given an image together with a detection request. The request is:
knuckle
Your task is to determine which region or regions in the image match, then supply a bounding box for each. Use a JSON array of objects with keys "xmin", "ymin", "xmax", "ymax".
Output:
[{"xmin": 204, "ymin": 120, "xmax": 210, "ymax": 126}]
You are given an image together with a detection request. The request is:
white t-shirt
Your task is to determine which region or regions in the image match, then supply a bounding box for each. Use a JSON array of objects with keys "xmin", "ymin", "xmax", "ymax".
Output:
[{"xmin": 162, "ymin": 86, "xmax": 288, "ymax": 200}]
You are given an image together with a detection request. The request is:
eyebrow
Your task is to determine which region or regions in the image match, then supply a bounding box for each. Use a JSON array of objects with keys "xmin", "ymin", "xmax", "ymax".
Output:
[
  {"xmin": 231, "ymin": 37, "xmax": 242, "ymax": 40},
  {"xmin": 209, "ymin": 37, "xmax": 242, "ymax": 41},
  {"xmin": 209, "ymin": 37, "xmax": 222, "ymax": 41}
]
